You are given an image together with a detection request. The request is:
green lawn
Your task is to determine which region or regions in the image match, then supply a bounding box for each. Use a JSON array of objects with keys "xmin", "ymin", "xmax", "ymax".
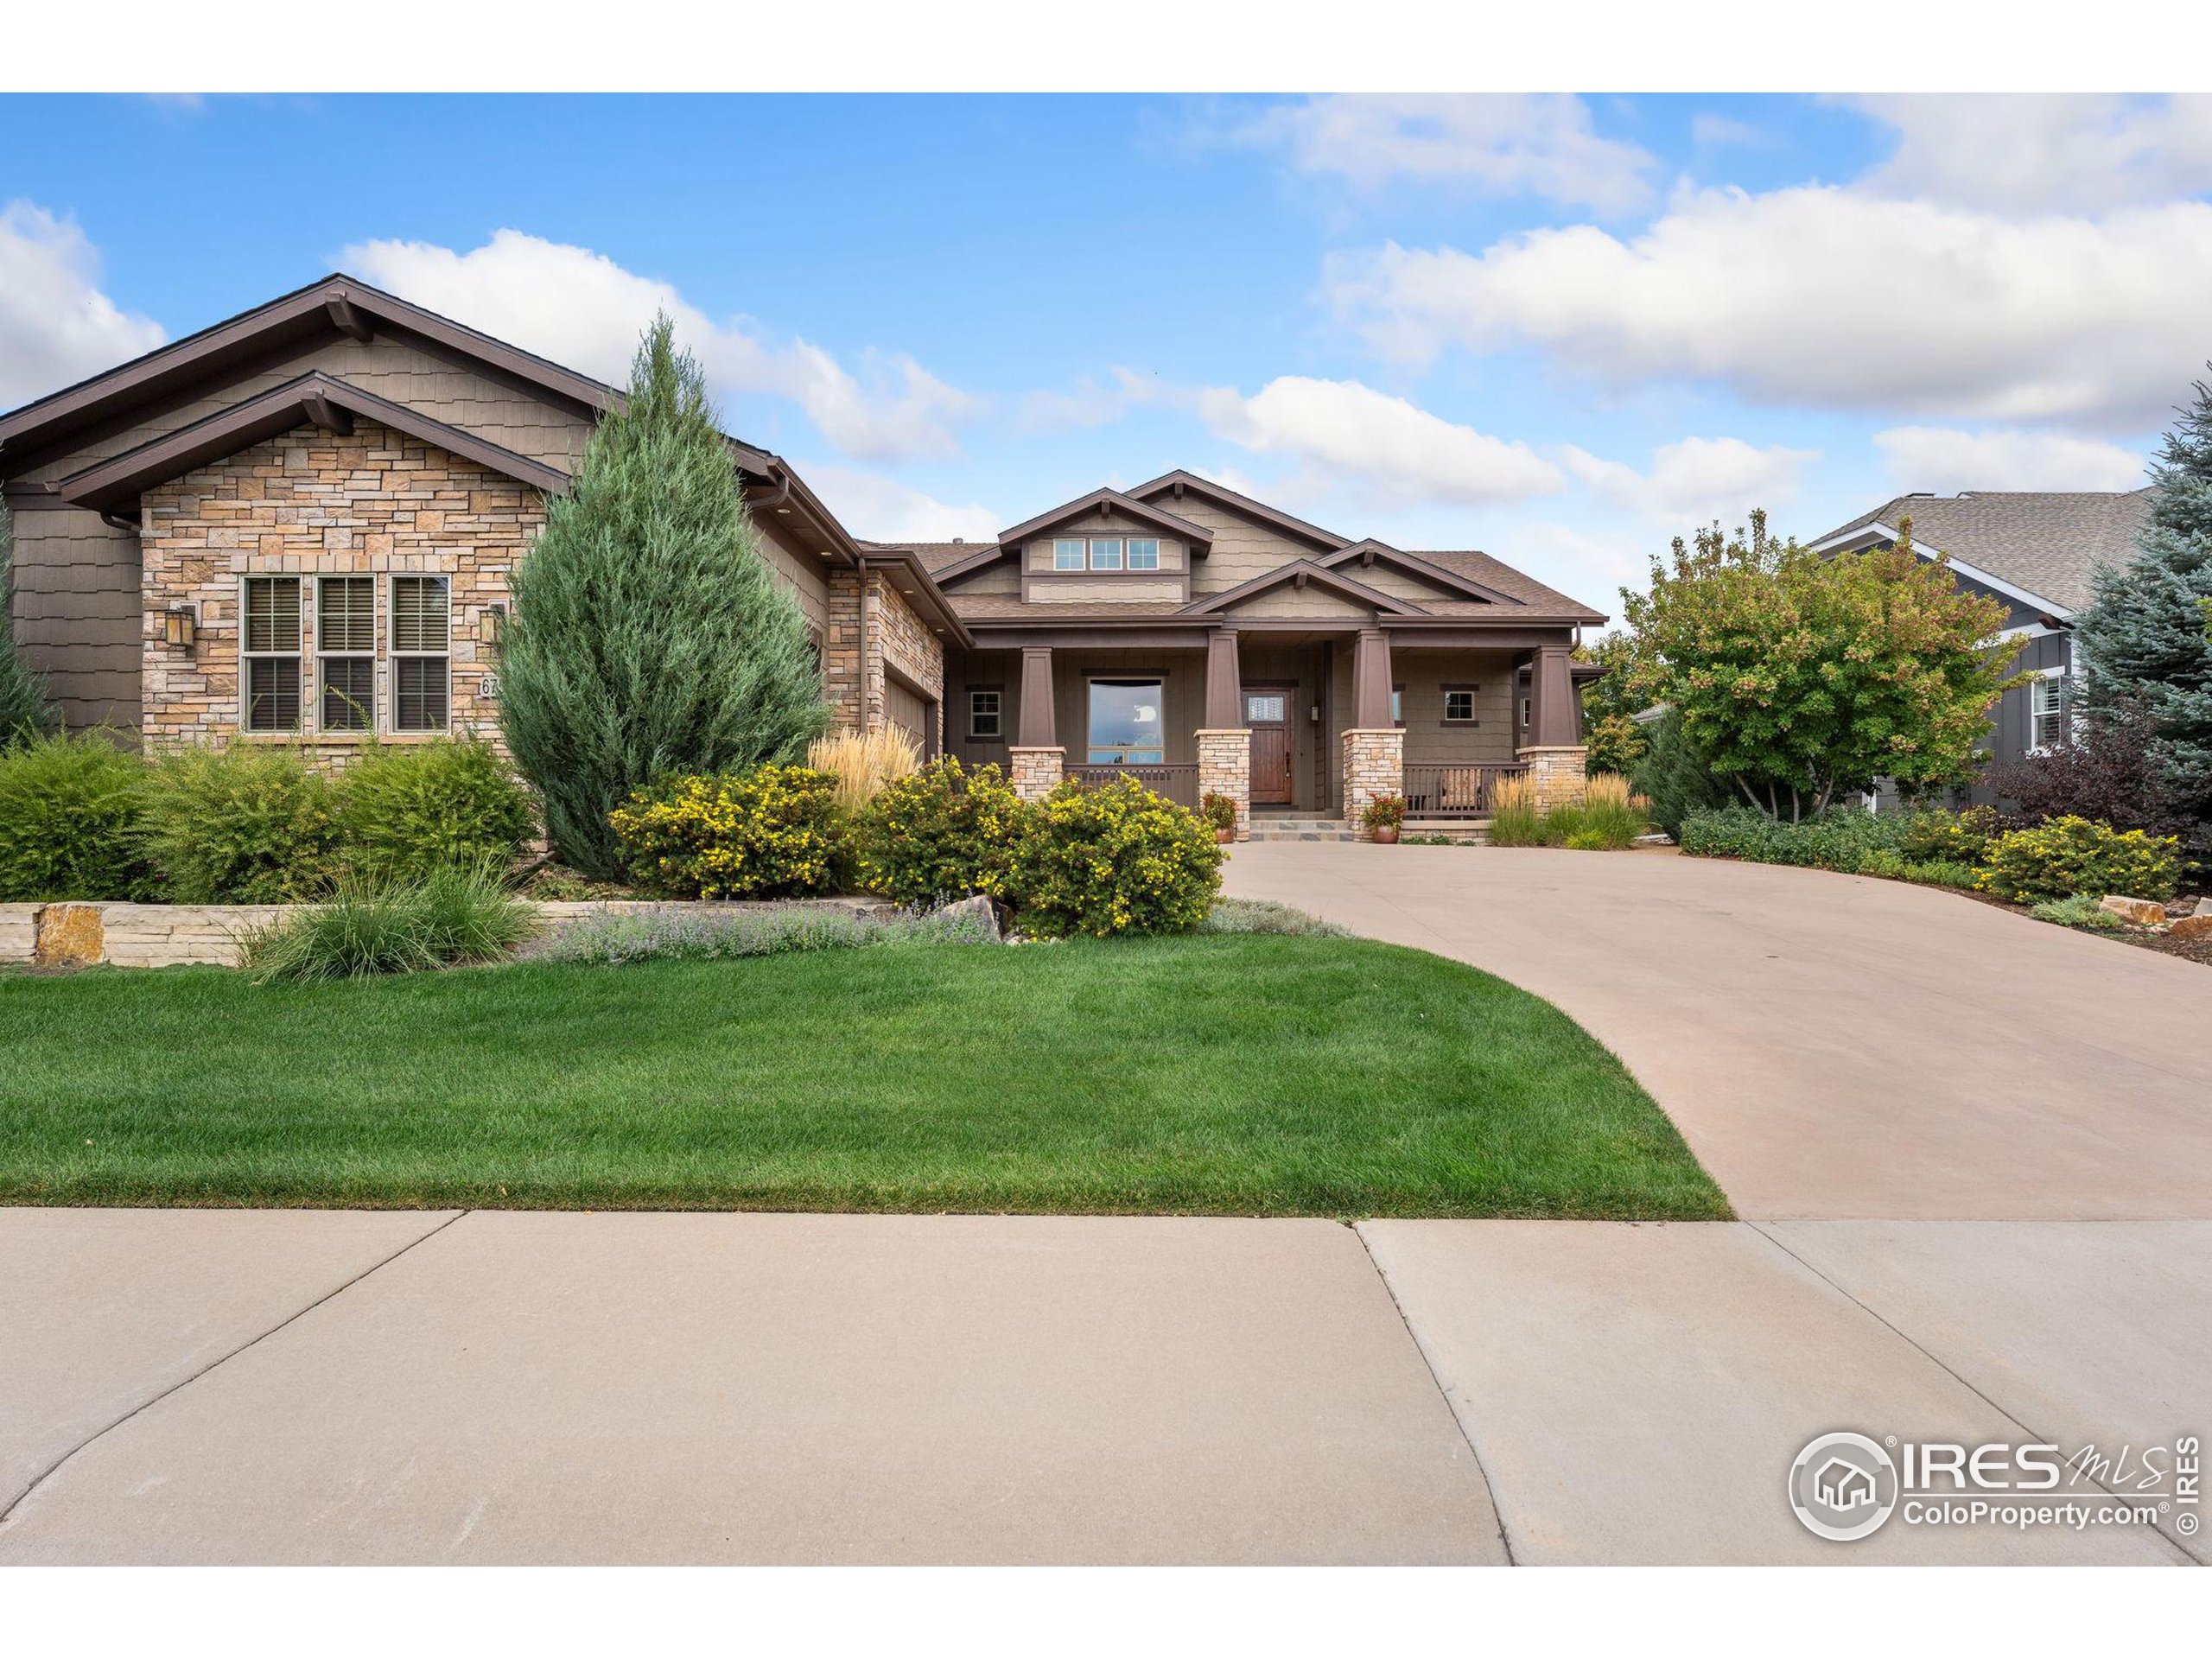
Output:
[{"xmin": 0, "ymin": 937, "xmax": 1727, "ymax": 1219}]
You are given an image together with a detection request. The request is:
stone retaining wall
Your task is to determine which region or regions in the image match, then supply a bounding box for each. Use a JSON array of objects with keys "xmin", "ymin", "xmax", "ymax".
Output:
[{"xmin": 1, "ymin": 898, "xmax": 900, "ymax": 971}]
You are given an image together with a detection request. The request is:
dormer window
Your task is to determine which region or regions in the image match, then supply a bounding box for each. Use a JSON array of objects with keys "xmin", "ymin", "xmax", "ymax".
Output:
[
  {"xmin": 1052, "ymin": 537, "xmax": 1086, "ymax": 571},
  {"xmin": 1127, "ymin": 538, "xmax": 1160, "ymax": 570},
  {"xmin": 1090, "ymin": 538, "xmax": 1124, "ymax": 570}
]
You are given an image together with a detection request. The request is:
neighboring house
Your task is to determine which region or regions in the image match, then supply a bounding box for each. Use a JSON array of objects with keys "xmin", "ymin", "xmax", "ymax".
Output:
[
  {"xmin": 1, "ymin": 276, "xmax": 1602, "ymax": 840},
  {"xmin": 1808, "ymin": 489, "xmax": 2151, "ymax": 803}
]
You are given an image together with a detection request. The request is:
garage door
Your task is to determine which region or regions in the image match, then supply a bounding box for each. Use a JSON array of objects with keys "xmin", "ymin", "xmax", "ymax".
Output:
[{"xmin": 884, "ymin": 676, "xmax": 935, "ymax": 757}]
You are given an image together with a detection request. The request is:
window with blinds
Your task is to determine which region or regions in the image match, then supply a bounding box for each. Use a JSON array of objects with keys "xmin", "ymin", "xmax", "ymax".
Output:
[
  {"xmin": 241, "ymin": 576, "xmax": 302, "ymax": 732},
  {"xmin": 390, "ymin": 575, "xmax": 450, "ymax": 732},
  {"xmin": 318, "ymin": 576, "xmax": 376, "ymax": 732}
]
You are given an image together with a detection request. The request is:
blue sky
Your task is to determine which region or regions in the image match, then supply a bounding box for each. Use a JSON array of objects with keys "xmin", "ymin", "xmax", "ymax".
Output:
[{"xmin": 4, "ymin": 92, "xmax": 2204, "ymax": 614}]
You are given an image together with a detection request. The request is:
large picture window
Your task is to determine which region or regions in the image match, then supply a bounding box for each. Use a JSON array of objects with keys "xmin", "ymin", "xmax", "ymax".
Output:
[
  {"xmin": 241, "ymin": 575, "xmax": 302, "ymax": 733},
  {"xmin": 317, "ymin": 575, "xmax": 376, "ymax": 732},
  {"xmin": 1087, "ymin": 678, "xmax": 1164, "ymax": 765},
  {"xmin": 391, "ymin": 575, "xmax": 450, "ymax": 733}
]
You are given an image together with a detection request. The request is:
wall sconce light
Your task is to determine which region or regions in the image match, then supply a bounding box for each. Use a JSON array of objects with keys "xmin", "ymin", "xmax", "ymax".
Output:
[
  {"xmin": 162, "ymin": 606, "xmax": 197, "ymax": 651},
  {"xmin": 486, "ymin": 602, "xmax": 506, "ymax": 642},
  {"xmin": 1309, "ymin": 702, "xmax": 1321, "ymax": 724}
]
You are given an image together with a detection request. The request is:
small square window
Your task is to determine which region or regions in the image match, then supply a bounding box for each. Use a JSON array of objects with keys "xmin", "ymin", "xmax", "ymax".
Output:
[
  {"xmin": 1053, "ymin": 537, "xmax": 1086, "ymax": 571},
  {"xmin": 1445, "ymin": 690, "xmax": 1477, "ymax": 723},
  {"xmin": 1089, "ymin": 538, "xmax": 1124, "ymax": 571},
  {"xmin": 1127, "ymin": 538, "xmax": 1160, "ymax": 571},
  {"xmin": 969, "ymin": 688, "xmax": 1002, "ymax": 740}
]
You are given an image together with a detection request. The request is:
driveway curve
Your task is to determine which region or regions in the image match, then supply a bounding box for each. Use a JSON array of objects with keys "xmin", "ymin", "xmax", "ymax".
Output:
[{"xmin": 1224, "ymin": 843, "xmax": 2212, "ymax": 1220}]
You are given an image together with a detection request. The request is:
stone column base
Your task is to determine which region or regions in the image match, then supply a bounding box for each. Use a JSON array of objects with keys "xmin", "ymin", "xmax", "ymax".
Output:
[
  {"xmin": 1008, "ymin": 746, "xmax": 1065, "ymax": 802},
  {"xmin": 1195, "ymin": 728, "xmax": 1252, "ymax": 841},
  {"xmin": 1339, "ymin": 728, "xmax": 1404, "ymax": 840},
  {"xmin": 1517, "ymin": 745, "xmax": 1589, "ymax": 810}
]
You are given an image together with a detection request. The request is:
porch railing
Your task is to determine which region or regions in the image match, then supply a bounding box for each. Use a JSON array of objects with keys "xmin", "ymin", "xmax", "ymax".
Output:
[
  {"xmin": 1067, "ymin": 763, "xmax": 1200, "ymax": 809},
  {"xmin": 1402, "ymin": 761, "xmax": 1529, "ymax": 818}
]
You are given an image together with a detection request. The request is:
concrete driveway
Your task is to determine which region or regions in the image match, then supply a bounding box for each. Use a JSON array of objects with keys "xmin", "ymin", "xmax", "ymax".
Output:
[
  {"xmin": 0, "ymin": 1209, "xmax": 2200, "ymax": 1566},
  {"xmin": 1225, "ymin": 842, "xmax": 2212, "ymax": 1220}
]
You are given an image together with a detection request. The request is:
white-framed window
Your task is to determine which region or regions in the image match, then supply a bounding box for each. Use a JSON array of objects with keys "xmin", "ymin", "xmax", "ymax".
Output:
[
  {"xmin": 2031, "ymin": 669, "xmax": 2068, "ymax": 752},
  {"xmin": 390, "ymin": 575, "xmax": 450, "ymax": 733},
  {"xmin": 1445, "ymin": 690, "xmax": 1478, "ymax": 723},
  {"xmin": 240, "ymin": 575, "xmax": 302, "ymax": 733},
  {"xmin": 969, "ymin": 687, "xmax": 1002, "ymax": 740},
  {"xmin": 316, "ymin": 575, "xmax": 376, "ymax": 733},
  {"xmin": 1089, "ymin": 537, "xmax": 1124, "ymax": 571},
  {"xmin": 1519, "ymin": 695, "xmax": 1531, "ymax": 734},
  {"xmin": 1052, "ymin": 537, "xmax": 1086, "ymax": 571},
  {"xmin": 1126, "ymin": 538, "xmax": 1160, "ymax": 571}
]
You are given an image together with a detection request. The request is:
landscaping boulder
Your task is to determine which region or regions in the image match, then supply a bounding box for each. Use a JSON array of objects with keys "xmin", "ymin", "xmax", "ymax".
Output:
[
  {"xmin": 2171, "ymin": 914, "xmax": 2212, "ymax": 944},
  {"xmin": 937, "ymin": 893, "xmax": 1003, "ymax": 942},
  {"xmin": 2098, "ymin": 895, "xmax": 2169, "ymax": 926}
]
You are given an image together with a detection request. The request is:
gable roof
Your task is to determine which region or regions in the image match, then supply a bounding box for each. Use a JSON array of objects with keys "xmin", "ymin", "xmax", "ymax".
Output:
[
  {"xmin": 51, "ymin": 372, "xmax": 572, "ymax": 513},
  {"xmin": 1808, "ymin": 489, "xmax": 2152, "ymax": 617},
  {"xmin": 1180, "ymin": 558, "xmax": 1422, "ymax": 618},
  {"xmin": 997, "ymin": 486, "xmax": 1214, "ymax": 552},
  {"xmin": 1320, "ymin": 539, "xmax": 1519, "ymax": 607},
  {"xmin": 1127, "ymin": 469, "xmax": 1351, "ymax": 553}
]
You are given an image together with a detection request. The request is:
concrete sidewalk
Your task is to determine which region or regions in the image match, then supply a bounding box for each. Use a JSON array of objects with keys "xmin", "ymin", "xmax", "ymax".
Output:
[{"xmin": 1, "ymin": 1209, "xmax": 2199, "ymax": 1566}]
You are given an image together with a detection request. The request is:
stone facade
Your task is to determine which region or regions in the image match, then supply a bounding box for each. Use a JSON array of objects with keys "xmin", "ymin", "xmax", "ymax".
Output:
[
  {"xmin": 1007, "ymin": 745, "xmax": 1065, "ymax": 801},
  {"xmin": 140, "ymin": 420, "xmax": 540, "ymax": 760},
  {"xmin": 824, "ymin": 567, "xmax": 946, "ymax": 750},
  {"xmin": 1196, "ymin": 728, "xmax": 1252, "ymax": 840},
  {"xmin": 1339, "ymin": 728, "xmax": 1404, "ymax": 840},
  {"xmin": 1517, "ymin": 745, "xmax": 1590, "ymax": 810}
]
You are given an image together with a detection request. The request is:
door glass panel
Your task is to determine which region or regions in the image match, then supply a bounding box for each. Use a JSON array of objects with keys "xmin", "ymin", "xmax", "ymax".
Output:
[
  {"xmin": 1088, "ymin": 679, "xmax": 1164, "ymax": 764},
  {"xmin": 1244, "ymin": 693, "xmax": 1287, "ymax": 724}
]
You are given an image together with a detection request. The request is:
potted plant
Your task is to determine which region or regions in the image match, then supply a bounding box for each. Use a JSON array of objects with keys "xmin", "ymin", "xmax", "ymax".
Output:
[
  {"xmin": 1362, "ymin": 794, "xmax": 1406, "ymax": 844},
  {"xmin": 1201, "ymin": 791, "xmax": 1238, "ymax": 844}
]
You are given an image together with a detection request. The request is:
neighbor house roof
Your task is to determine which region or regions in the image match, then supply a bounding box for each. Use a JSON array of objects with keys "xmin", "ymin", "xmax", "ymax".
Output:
[{"xmin": 1808, "ymin": 489, "xmax": 2152, "ymax": 617}]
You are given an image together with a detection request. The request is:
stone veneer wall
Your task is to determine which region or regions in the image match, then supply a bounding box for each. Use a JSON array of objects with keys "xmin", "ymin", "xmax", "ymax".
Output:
[
  {"xmin": 140, "ymin": 420, "xmax": 540, "ymax": 759},
  {"xmin": 1007, "ymin": 746, "xmax": 1065, "ymax": 801},
  {"xmin": 1518, "ymin": 745, "xmax": 1590, "ymax": 810},
  {"xmin": 1339, "ymin": 728, "xmax": 1404, "ymax": 840},
  {"xmin": 1196, "ymin": 728, "xmax": 1251, "ymax": 840},
  {"xmin": 824, "ymin": 568, "xmax": 946, "ymax": 749}
]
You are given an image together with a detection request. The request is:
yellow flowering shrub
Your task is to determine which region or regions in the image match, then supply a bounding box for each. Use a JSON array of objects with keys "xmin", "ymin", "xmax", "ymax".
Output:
[
  {"xmin": 1974, "ymin": 815, "xmax": 2179, "ymax": 906},
  {"xmin": 852, "ymin": 756, "xmax": 1028, "ymax": 907},
  {"xmin": 1006, "ymin": 776, "xmax": 1224, "ymax": 938},
  {"xmin": 609, "ymin": 765, "xmax": 843, "ymax": 899}
]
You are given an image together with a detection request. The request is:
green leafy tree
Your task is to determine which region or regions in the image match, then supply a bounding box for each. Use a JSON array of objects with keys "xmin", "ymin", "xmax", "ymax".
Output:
[
  {"xmin": 1574, "ymin": 632, "xmax": 1647, "ymax": 775},
  {"xmin": 1621, "ymin": 511, "xmax": 2025, "ymax": 819},
  {"xmin": 497, "ymin": 315, "xmax": 831, "ymax": 875},
  {"xmin": 0, "ymin": 499, "xmax": 54, "ymax": 746},
  {"xmin": 1630, "ymin": 709, "xmax": 1730, "ymax": 839},
  {"xmin": 2074, "ymin": 377, "xmax": 2212, "ymax": 842}
]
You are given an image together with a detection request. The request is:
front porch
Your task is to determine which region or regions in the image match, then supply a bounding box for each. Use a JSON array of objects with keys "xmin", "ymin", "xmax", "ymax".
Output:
[{"xmin": 943, "ymin": 624, "xmax": 1592, "ymax": 839}]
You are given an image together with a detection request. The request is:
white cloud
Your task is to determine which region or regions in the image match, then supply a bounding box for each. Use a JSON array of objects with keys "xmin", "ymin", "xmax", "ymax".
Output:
[
  {"xmin": 1848, "ymin": 94, "xmax": 2212, "ymax": 214},
  {"xmin": 0, "ymin": 201, "xmax": 166, "ymax": 410},
  {"xmin": 1018, "ymin": 367, "xmax": 1165, "ymax": 432},
  {"xmin": 799, "ymin": 463, "xmax": 1000, "ymax": 544},
  {"xmin": 1562, "ymin": 435, "xmax": 1819, "ymax": 525},
  {"xmin": 1196, "ymin": 375, "xmax": 1563, "ymax": 506},
  {"xmin": 1329, "ymin": 186, "xmax": 2212, "ymax": 430},
  {"xmin": 1519, "ymin": 521, "xmax": 1651, "ymax": 600},
  {"xmin": 1872, "ymin": 426, "xmax": 2148, "ymax": 494},
  {"xmin": 341, "ymin": 230, "xmax": 981, "ymax": 463},
  {"xmin": 1235, "ymin": 94, "xmax": 1655, "ymax": 214},
  {"xmin": 1689, "ymin": 112, "xmax": 1764, "ymax": 150}
]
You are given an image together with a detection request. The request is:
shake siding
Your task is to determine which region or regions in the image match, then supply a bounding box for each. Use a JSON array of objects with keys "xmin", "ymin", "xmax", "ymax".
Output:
[
  {"xmin": 751, "ymin": 513, "xmax": 831, "ymax": 632},
  {"xmin": 1223, "ymin": 586, "xmax": 1372, "ymax": 620},
  {"xmin": 1173, "ymin": 499, "xmax": 1328, "ymax": 595},
  {"xmin": 943, "ymin": 561, "xmax": 1020, "ymax": 595},
  {"xmin": 7, "ymin": 508, "xmax": 142, "ymax": 729}
]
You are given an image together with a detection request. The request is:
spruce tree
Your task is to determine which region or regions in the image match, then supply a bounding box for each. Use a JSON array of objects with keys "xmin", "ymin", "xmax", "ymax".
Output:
[
  {"xmin": 2075, "ymin": 376, "xmax": 2212, "ymax": 844},
  {"xmin": 0, "ymin": 499, "xmax": 54, "ymax": 746},
  {"xmin": 497, "ymin": 315, "xmax": 831, "ymax": 876}
]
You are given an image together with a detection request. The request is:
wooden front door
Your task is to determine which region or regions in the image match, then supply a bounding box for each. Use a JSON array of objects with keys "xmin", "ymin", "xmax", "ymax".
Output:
[{"xmin": 1243, "ymin": 685, "xmax": 1294, "ymax": 804}]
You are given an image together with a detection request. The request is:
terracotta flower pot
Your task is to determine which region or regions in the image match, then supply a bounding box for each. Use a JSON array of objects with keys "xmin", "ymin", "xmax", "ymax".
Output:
[
  {"xmin": 1370, "ymin": 826, "xmax": 1399, "ymax": 845},
  {"xmin": 1215, "ymin": 827, "xmax": 1236, "ymax": 844}
]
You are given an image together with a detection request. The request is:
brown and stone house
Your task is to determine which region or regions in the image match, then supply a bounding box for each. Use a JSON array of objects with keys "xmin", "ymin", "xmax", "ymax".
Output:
[{"xmin": 2, "ymin": 276, "xmax": 1598, "ymax": 840}]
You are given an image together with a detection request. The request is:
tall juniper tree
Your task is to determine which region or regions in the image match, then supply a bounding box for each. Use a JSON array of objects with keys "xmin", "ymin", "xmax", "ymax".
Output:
[
  {"xmin": 0, "ymin": 499, "xmax": 54, "ymax": 746},
  {"xmin": 2074, "ymin": 376, "xmax": 2212, "ymax": 854},
  {"xmin": 497, "ymin": 315, "xmax": 830, "ymax": 875}
]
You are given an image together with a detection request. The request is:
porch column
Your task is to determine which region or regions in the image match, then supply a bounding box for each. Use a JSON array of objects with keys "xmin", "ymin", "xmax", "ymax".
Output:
[
  {"xmin": 1197, "ymin": 627, "xmax": 1251, "ymax": 841},
  {"xmin": 1518, "ymin": 643, "xmax": 1588, "ymax": 810},
  {"xmin": 1009, "ymin": 645, "xmax": 1063, "ymax": 801},
  {"xmin": 1341, "ymin": 626, "xmax": 1403, "ymax": 839}
]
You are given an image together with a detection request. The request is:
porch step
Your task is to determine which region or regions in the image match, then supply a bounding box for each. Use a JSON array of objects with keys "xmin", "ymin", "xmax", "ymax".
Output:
[{"xmin": 1244, "ymin": 817, "xmax": 1357, "ymax": 842}]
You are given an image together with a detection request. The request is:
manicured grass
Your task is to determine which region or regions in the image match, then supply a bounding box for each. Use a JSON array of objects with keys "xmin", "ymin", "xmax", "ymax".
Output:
[{"xmin": 0, "ymin": 937, "xmax": 1728, "ymax": 1219}]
